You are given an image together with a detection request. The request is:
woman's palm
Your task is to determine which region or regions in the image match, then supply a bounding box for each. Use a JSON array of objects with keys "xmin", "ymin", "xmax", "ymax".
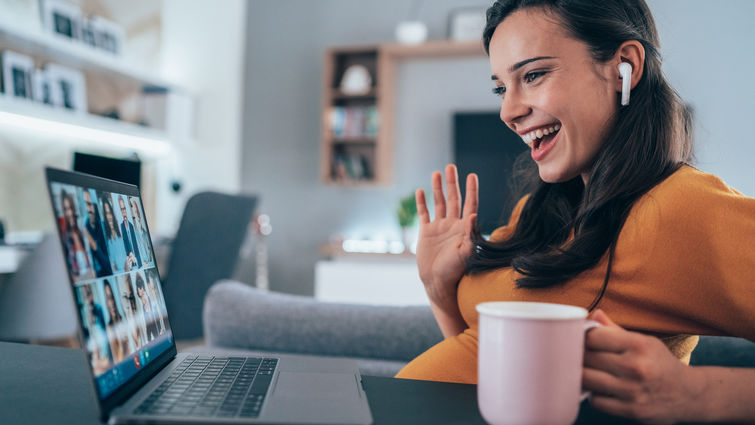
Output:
[
  {"xmin": 415, "ymin": 165, "xmax": 478, "ymax": 310},
  {"xmin": 416, "ymin": 214, "xmax": 473, "ymax": 286}
]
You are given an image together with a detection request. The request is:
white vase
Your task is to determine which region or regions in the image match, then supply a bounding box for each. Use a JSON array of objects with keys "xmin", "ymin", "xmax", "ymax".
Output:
[{"xmin": 395, "ymin": 21, "xmax": 428, "ymax": 45}]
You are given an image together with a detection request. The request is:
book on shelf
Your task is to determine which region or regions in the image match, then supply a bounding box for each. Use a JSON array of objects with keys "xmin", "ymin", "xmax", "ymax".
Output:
[
  {"xmin": 331, "ymin": 150, "xmax": 373, "ymax": 181},
  {"xmin": 329, "ymin": 105, "xmax": 378, "ymax": 140}
]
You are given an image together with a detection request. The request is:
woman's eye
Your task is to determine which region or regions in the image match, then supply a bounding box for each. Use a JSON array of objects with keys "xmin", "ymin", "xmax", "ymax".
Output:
[
  {"xmin": 492, "ymin": 86, "xmax": 506, "ymax": 96},
  {"xmin": 524, "ymin": 71, "xmax": 546, "ymax": 83}
]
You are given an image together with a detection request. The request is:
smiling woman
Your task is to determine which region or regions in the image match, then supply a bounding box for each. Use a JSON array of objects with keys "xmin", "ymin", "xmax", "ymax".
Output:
[{"xmin": 396, "ymin": 0, "xmax": 755, "ymax": 423}]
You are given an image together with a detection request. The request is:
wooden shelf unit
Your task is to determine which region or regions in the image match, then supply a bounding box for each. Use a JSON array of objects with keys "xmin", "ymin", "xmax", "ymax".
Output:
[
  {"xmin": 321, "ymin": 46, "xmax": 380, "ymax": 184},
  {"xmin": 320, "ymin": 40, "xmax": 485, "ymax": 186}
]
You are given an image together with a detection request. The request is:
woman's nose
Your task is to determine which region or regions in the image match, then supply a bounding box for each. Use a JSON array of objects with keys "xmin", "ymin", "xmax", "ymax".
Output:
[{"xmin": 499, "ymin": 89, "xmax": 530, "ymax": 127}]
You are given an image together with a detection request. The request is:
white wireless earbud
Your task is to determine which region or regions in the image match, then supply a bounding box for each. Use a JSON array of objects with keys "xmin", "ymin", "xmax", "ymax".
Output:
[{"xmin": 618, "ymin": 62, "xmax": 632, "ymax": 106}]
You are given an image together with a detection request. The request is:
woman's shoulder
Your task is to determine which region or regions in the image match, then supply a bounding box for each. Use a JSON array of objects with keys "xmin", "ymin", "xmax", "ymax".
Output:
[
  {"xmin": 648, "ymin": 165, "xmax": 742, "ymax": 198},
  {"xmin": 637, "ymin": 165, "xmax": 746, "ymax": 218},
  {"xmin": 625, "ymin": 165, "xmax": 752, "ymax": 239}
]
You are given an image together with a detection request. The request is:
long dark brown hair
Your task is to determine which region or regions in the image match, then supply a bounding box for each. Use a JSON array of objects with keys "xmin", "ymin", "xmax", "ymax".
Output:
[{"xmin": 467, "ymin": 0, "xmax": 693, "ymax": 307}]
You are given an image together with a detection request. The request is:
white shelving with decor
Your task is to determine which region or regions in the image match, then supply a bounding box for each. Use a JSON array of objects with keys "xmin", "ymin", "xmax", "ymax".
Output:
[
  {"xmin": 0, "ymin": 16, "xmax": 172, "ymax": 88},
  {"xmin": 0, "ymin": 2, "xmax": 197, "ymax": 238},
  {"xmin": 0, "ymin": 13, "xmax": 193, "ymax": 158}
]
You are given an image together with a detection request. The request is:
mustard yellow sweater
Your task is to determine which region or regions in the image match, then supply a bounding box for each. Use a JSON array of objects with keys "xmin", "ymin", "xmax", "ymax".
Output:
[{"xmin": 396, "ymin": 166, "xmax": 755, "ymax": 384}]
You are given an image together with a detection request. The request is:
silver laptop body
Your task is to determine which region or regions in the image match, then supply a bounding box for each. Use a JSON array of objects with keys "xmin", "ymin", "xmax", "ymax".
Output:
[{"xmin": 45, "ymin": 167, "xmax": 372, "ymax": 425}]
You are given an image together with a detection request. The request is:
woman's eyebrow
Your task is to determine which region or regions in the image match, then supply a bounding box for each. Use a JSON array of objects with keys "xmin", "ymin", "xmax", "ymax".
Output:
[{"xmin": 491, "ymin": 56, "xmax": 558, "ymax": 80}]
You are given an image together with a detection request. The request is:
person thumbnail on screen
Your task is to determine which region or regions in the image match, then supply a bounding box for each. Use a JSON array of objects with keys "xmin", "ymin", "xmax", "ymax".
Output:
[
  {"xmin": 57, "ymin": 186, "xmax": 96, "ymax": 282},
  {"xmin": 77, "ymin": 282, "xmax": 113, "ymax": 376}
]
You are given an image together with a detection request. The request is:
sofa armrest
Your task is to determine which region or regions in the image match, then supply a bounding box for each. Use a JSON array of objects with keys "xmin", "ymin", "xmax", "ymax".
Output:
[{"xmin": 203, "ymin": 280, "xmax": 443, "ymax": 362}]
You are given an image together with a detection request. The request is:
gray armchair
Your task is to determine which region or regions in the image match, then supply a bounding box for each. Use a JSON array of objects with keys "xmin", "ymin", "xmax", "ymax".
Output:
[
  {"xmin": 162, "ymin": 192, "xmax": 257, "ymax": 340},
  {"xmin": 201, "ymin": 280, "xmax": 755, "ymax": 377}
]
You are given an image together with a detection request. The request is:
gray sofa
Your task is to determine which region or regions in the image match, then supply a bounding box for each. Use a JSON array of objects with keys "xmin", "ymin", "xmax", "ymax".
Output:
[
  {"xmin": 201, "ymin": 280, "xmax": 755, "ymax": 377},
  {"xmin": 202, "ymin": 280, "xmax": 443, "ymax": 376}
]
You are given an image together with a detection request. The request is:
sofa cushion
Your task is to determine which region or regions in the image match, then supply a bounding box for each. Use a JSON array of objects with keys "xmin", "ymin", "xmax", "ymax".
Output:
[
  {"xmin": 203, "ymin": 280, "xmax": 443, "ymax": 362},
  {"xmin": 689, "ymin": 336, "xmax": 755, "ymax": 367}
]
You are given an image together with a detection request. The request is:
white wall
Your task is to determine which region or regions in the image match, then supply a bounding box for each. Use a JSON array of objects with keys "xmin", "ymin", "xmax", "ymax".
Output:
[
  {"xmin": 156, "ymin": 0, "xmax": 248, "ymax": 235},
  {"xmin": 649, "ymin": 0, "xmax": 755, "ymax": 196}
]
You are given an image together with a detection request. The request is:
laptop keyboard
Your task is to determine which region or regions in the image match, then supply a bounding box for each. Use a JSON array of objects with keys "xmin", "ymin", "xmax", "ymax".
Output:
[{"xmin": 135, "ymin": 355, "xmax": 278, "ymax": 418}]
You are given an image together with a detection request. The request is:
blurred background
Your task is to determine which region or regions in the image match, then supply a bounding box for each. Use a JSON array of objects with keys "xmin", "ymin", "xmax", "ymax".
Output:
[{"xmin": 0, "ymin": 0, "xmax": 753, "ymax": 309}]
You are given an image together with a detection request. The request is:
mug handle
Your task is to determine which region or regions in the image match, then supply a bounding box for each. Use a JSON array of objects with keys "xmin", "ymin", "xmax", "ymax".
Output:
[{"xmin": 580, "ymin": 319, "xmax": 602, "ymax": 401}]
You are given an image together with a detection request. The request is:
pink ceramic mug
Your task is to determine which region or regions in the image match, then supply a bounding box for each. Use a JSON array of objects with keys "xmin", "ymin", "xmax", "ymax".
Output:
[{"xmin": 476, "ymin": 302, "xmax": 600, "ymax": 425}]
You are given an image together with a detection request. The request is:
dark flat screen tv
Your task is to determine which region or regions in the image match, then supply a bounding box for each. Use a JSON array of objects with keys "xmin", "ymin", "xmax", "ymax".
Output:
[
  {"xmin": 453, "ymin": 111, "xmax": 528, "ymax": 235},
  {"xmin": 73, "ymin": 152, "xmax": 141, "ymax": 188}
]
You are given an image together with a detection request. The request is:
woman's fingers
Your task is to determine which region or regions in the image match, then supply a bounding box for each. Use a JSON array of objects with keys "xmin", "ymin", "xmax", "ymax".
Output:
[
  {"xmin": 432, "ymin": 171, "xmax": 446, "ymax": 219},
  {"xmin": 445, "ymin": 164, "xmax": 462, "ymax": 218},
  {"xmin": 582, "ymin": 367, "xmax": 637, "ymax": 401},
  {"xmin": 416, "ymin": 189, "xmax": 430, "ymax": 224},
  {"xmin": 584, "ymin": 323, "xmax": 635, "ymax": 354},
  {"xmin": 462, "ymin": 173, "xmax": 479, "ymax": 219},
  {"xmin": 426, "ymin": 165, "xmax": 476, "ymax": 222},
  {"xmin": 584, "ymin": 350, "xmax": 642, "ymax": 380}
]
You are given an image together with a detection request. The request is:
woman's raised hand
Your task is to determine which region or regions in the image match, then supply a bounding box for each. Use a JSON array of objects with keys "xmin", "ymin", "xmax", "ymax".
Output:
[{"xmin": 415, "ymin": 164, "xmax": 478, "ymax": 317}]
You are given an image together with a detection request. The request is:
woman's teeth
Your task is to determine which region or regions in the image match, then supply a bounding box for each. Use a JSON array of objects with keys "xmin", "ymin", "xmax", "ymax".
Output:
[{"xmin": 521, "ymin": 124, "xmax": 561, "ymax": 148}]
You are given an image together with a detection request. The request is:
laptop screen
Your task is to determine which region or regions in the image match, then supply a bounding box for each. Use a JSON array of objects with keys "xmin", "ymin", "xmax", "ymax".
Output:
[{"xmin": 46, "ymin": 169, "xmax": 174, "ymax": 400}]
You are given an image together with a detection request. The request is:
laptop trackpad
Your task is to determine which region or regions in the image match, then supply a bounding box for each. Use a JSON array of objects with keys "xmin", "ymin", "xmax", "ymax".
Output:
[
  {"xmin": 273, "ymin": 371, "xmax": 360, "ymax": 400},
  {"xmin": 264, "ymin": 372, "xmax": 370, "ymax": 424}
]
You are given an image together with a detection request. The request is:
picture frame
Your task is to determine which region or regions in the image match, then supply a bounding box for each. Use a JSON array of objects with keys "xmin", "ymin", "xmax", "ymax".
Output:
[
  {"xmin": 447, "ymin": 8, "xmax": 487, "ymax": 42},
  {"xmin": 1, "ymin": 50, "xmax": 35, "ymax": 100},
  {"xmin": 45, "ymin": 63, "xmax": 87, "ymax": 114},
  {"xmin": 91, "ymin": 16, "xmax": 125, "ymax": 56},
  {"xmin": 41, "ymin": 0, "xmax": 82, "ymax": 40},
  {"xmin": 33, "ymin": 68, "xmax": 55, "ymax": 105},
  {"xmin": 80, "ymin": 18, "xmax": 98, "ymax": 48}
]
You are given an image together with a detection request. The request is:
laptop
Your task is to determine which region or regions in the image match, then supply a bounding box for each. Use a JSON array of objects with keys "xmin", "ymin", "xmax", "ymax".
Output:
[{"xmin": 44, "ymin": 167, "xmax": 373, "ymax": 425}]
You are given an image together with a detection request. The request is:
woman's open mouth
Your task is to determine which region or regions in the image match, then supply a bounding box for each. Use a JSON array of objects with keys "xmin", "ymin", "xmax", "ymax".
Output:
[{"xmin": 521, "ymin": 123, "xmax": 561, "ymax": 161}]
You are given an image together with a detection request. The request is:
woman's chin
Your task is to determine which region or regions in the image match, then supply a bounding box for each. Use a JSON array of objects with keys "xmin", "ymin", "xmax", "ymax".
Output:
[{"xmin": 537, "ymin": 165, "xmax": 577, "ymax": 184}]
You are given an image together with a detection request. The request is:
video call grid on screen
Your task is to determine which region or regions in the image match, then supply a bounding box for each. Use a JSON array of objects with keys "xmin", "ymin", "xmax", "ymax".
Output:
[{"xmin": 50, "ymin": 182, "xmax": 171, "ymax": 396}]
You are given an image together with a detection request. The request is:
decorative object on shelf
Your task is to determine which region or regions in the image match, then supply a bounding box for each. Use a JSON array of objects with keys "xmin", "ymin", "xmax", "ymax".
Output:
[
  {"xmin": 395, "ymin": 21, "xmax": 428, "ymax": 45},
  {"xmin": 41, "ymin": 0, "xmax": 82, "ymax": 40},
  {"xmin": 397, "ymin": 193, "xmax": 417, "ymax": 252},
  {"xmin": 40, "ymin": 0, "xmax": 124, "ymax": 56},
  {"xmin": 395, "ymin": 0, "xmax": 427, "ymax": 45},
  {"xmin": 141, "ymin": 86, "xmax": 195, "ymax": 140},
  {"xmin": 90, "ymin": 16, "xmax": 124, "ymax": 56},
  {"xmin": 44, "ymin": 63, "xmax": 87, "ymax": 113},
  {"xmin": 79, "ymin": 17, "xmax": 97, "ymax": 48},
  {"xmin": 448, "ymin": 7, "xmax": 487, "ymax": 41},
  {"xmin": 32, "ymin": 68, "xmax": 54, "ymax": 105},
  {"xmin": 339, "ymin": 64, "xmax": 372, "ymax": 95},
  {"xmin": 0, "ymin": 50, "xmax": 34, "ymax": 100}
]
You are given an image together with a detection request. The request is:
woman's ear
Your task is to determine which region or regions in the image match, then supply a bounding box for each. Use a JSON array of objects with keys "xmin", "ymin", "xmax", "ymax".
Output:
[{"xmin": 615, "ymin": 40, "xmax": 645, "ymax": 91}]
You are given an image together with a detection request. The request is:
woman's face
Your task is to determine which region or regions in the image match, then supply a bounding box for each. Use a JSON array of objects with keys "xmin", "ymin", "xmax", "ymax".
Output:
[
  {"xmin": 122, "ymin": 284, "xmax": 134, "ymax": 315},
  {"xmin": 105, "ymin": 284, "xmax": 116, "ymax": 314},
  {"xmin": 104, "ymin": 203, "xmax": 115, "ymax": 229},
  {"xmin": 489, "ymin": 8, "xmax": 618, "ymax": 183},
  {"xmin": 137, "ymin": 285, "xmax": 148, "ymax": 302},
  {"xmin": 63, "ymin": 197, "xmax": 75, "ymax": 225}
]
